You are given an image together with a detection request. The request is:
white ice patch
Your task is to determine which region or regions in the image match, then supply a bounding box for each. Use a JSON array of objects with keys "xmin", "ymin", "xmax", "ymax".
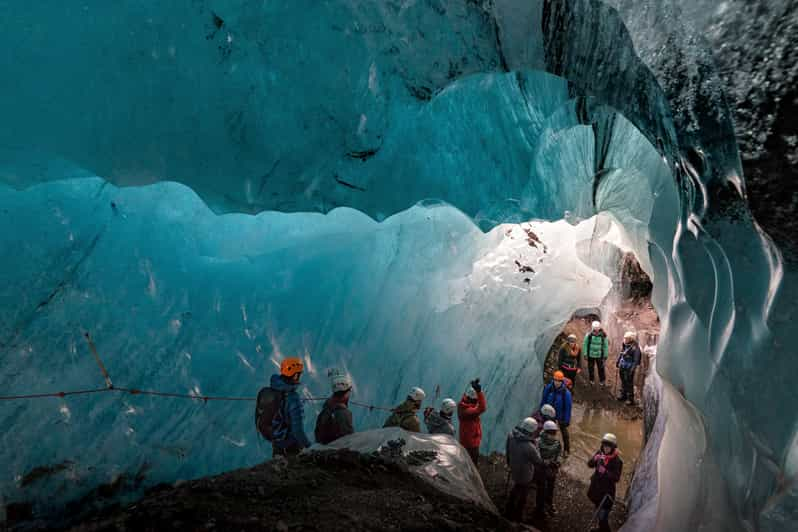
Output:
[{"xmin": 312, "ymin": 427, "xmax": 496, "ymax": 512}]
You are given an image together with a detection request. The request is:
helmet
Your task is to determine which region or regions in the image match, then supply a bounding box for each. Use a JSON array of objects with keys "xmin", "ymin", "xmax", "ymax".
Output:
[
  {"xmin": 553, "ymin": 370, "xmax": 565, "ymax": 382},
  {"xmin": 409, "ymin": 386, "xmax": 426, "ymax": 402},
  {"xmin": 624, "ymin": 331, "xmax": 637, "ymax": 341},
  {"xmin": 330, "ymin": 374, "xmax": 352, "ymax": 393},
  {"xmin": 567, "ymin": 334, "xmax": 578, "ymax": 342},
  {"xmin": 541, "ymin": 404, "xmax": 556, "ymax": 418},
  {"xmin": 602, "ymin": 433, "xmax": 618, "ymax": 446},
  {"xmin": 280, "ymin": 357, "xmax": 304, "ymax": 377},
  {"xmin": 441, "ymin": 398, "xmax": 456, "ymax": 415},
  {"xmin": 465, "ymin": 386, "xmax": 478, "ymax": 399},
  {"xmin": 543, "ymin": 420, "xmax": 558, "ymax": 432},
  {"xmin": 517, "ymin": 417, "xmax": 538, "ymax": 435},
  {"xmin": 592, "ymin": 321, "xmax": 602, "ymax": 330}
]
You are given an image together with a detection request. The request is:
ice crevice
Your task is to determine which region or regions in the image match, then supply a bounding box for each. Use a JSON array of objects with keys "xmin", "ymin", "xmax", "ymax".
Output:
[{"xmin": 0, "ymin": 2, "xmax": 795, "ymax": 531}]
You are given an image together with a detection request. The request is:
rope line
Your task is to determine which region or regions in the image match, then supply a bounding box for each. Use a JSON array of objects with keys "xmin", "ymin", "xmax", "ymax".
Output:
[
  {"xmin": 0, "ymin": 332, "xmax": 396, "ymax": 412},
  {"xmin": 0, "ymin": 387, "xmax": 395, "ymax": 411}
]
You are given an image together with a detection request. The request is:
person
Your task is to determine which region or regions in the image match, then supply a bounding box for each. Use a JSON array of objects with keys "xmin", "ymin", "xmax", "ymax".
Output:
[
  {"xmin": 424, "ymin": 398, "xmax": 457, "ymax": 436},
  {"xmin": 616, "ymin": 331, "xmax": 642, "ymax": 406},
  {"xmin": 587, "ymin": 433, "xmax": 623, "ymax": 532},
  {"xmin": 504, "ymin": 417, "xmax": 543, "ymax": 523},
  {"xmin": 531, "ymin": 403, "xmax": 557, "ymax": 439},
  {"xmin": 458, "ymin": 379, "xmax": 488, "ymax": 465},
  {"xmin": 558, "ymin": 334, "xmax": 582, "ymax": 389},
  {"xmin": 266, "ymin": 357, "xmax": 311, "ymax": 457},
  {"xmin": 583, "ymin": 321, "xmax": 610, "ymax": 387},
  {"xmin": 314, "ymin": 370, "xmax": 354, "ymax": 445},
  {"xmin": 535, "ymin": 420, "xmax": 562, "ymax": 518},
  {"xmin": 383, "ymin": 386, "xmax": 426, "ymax": 432},
  {"xmin": 539, "ymin": 371, "xmax": 573, "ymax": 456}
]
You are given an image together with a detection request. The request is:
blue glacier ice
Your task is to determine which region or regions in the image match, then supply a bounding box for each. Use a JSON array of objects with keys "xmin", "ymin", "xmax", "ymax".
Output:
[{"xmin": 0, "ymin": 1, "xmax": 796, "ymax": 531}]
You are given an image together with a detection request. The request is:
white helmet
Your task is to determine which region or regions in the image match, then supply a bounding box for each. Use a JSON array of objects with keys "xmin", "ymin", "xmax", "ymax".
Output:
[
  {"xmin": 543, "ymin": 420, "xmax": 558, "ymax": 432},
  {"xmin": 517, "ymin": 417, "xmax": 538, "ymax": 435},
  {"xmin": 541, "ymin": 404, "xmax": 556, "ymax": 418},
  {"xmin": 602, "ymin": 433, "xmax": 618, "ymax": 445},
  {"xmin": 592, "ymin": 321, "xmax": 602, "ymax": 330},
  {"xmin": 624, "ymin": 331, "xmax": 637, "ymax": 341},
  {"xmin": 331, "ymin": 374, "xmax": 352, "ymax": 393},
  {"xmin": 567, "ymin": 334, "xmax": 578, "ymax": 342},
  {"xmin": 409, "ymin": 386, "xmax": 426, "ymax": 402},
  {"xmin": 465, "ymin": 386, "xmax": 478, "ymax": 399},
  {"xmin": 441, "ymin": 398, "xmax": 456, "ymax": 415}
]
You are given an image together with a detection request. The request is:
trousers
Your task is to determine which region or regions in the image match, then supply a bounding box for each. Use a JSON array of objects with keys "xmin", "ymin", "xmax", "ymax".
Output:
[{"xmin": 587, "ymin": 357, "xmax": 606, "ymax": 383}]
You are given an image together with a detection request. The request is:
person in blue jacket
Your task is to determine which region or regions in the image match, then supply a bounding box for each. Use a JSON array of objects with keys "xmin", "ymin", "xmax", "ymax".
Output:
[
  {"xmin": 269, "ymin": 357, "xmax": 311, "ymax": 456},
  {"xmin": 539, "ymin": 370, "xmax": 573, "ymax": 457}
]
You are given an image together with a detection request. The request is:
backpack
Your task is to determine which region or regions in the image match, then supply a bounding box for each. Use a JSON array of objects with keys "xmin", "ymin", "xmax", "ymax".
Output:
[
  {"xmin": 315, "ymin": 401, "xmax": 345, "ymax": 444},
  {"xmin": 383, "ymin": 409, "xmax": 413, "ymax": 429},
  {"xmin": 255, "ymin": 387, "xmax": 286, "ymax": 441}
]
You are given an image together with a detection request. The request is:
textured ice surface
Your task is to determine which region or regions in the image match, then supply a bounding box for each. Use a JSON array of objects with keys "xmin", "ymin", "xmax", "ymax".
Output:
[
  {"xmin": 0, "ymin": 1, "xmax": 795, "ymax": 531},
  {"xmin": 312, "ymin": 427, "xmax": 495, "ymax": 512}
]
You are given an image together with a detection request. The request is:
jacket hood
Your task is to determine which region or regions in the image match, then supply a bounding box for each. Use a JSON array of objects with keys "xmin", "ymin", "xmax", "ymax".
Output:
[
  {"xmin": 395, "ymin": 398, "xmax": 419, "ymax": 413},
  {"xmin": 511, "ymin": 428, "xmax": 535, "ymax": 442},
  {"xmin": 270, "ymin": 373, "xmax": 298, "ymax": 392},
  {"xmin": 459, "ymin": 394, "xmax": 478, "ymax": 406}
]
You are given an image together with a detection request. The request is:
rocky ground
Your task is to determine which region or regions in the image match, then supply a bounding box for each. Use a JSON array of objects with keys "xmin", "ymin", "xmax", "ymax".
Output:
[{"xmin": 44, "ymin": 450, "xmax": 532, "ymax": 532}]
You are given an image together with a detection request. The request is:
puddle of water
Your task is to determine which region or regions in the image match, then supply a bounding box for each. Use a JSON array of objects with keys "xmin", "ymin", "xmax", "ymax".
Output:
[{"xmin": 559, "ymin": 403, "xmax": 643, "ymax": 494}]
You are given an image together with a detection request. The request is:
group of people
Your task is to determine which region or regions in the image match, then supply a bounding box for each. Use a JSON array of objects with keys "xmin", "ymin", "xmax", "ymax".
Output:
[
  {"xmin": 255, "ymin": 319, "xmax": 639, "ymax": 532},
  {"xmin": 255, "ymin": 360, "xmax": 489, "ymax": 465},
  {"xmin": 558, "ymin": 321, "xmax": 643, "ymax": 405}
]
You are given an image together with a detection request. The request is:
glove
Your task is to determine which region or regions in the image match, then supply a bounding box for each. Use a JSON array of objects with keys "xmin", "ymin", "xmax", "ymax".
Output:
[
  {"xmin": 470, "ymin": 379, "xmax": 482, "ymax": 393},
  {"xmin": 423, "ymin": 407, "xmax": 434, "ymax": 418}
]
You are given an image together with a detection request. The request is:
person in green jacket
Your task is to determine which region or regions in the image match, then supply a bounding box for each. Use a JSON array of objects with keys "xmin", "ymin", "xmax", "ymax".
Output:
[
  {"xmin": 583, "ymin": 321, "xmax": 610, "ymax": 387},
  {"xmin": 383, "ymin": 386, "xmax": 426, "ymax": 432}
]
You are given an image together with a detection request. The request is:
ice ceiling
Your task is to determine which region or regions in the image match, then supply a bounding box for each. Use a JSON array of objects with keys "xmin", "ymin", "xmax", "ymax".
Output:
[{"xmin": 0, "ymin": 1, "xmax": 795, "ymax": 531}]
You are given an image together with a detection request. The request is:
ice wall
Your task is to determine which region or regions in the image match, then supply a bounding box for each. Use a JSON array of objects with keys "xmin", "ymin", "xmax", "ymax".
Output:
[{"xmin": 0, "ymin": 1, "xmax": 795, "ymax": 531}]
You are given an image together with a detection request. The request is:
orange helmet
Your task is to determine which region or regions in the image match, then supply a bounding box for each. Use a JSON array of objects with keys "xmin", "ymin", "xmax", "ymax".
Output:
[
  {"xmin": 280, "ymin": 357, "xmax": 304, "ymax": 377},
  {"xmin": 553, "ymin": 370, "xmax": 565, "ymax": 382}
]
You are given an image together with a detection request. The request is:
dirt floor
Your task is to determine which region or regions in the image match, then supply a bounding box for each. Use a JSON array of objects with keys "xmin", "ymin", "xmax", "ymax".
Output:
[{"xmin": 50, "ymin": 450, "xmax": 533, "ymax": 532}]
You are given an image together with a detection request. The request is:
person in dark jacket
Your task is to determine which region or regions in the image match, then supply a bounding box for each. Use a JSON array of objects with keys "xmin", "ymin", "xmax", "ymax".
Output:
[
  {"xmin": 535, "ymin": 420, "xmax": 562, "ymax": 518},
  {"xmin": 458, "ymin": 379, "xmax": 487, "ymax": 465},
  {"xmin": 616, "ymin": 331, "xmax": 642, "ymax": 405},
  {"xmin": 539, "ymin": 371, "xmax": 573, "ymax": 456},
  {"xmin": 383, "ymin": 387, "xmax": 426, "ymax": 432},
  {"xmin": 558, "ymin": 334, "xmax": 582, "ymax": 390},
  {"xmin": 424, "ymin": 398, "xmax": 456, "ymax": 436},
  {"xmin": 270, "ymin": 358, "xmax": 311, "ymax": 457},
  {"xmin": 315, "ymin": 370, "xmax": 354, "ymax": 445},
  {"xmin": 587, "ymin": 433, "xmax": 623, "ymax": 532},
  {"xmin": 583, "ymin": 321, "xmax": 610, "ymax": 387},
  {"xmin": 504, "ymin": 417, "xmax": 543, "ymax": 522}
]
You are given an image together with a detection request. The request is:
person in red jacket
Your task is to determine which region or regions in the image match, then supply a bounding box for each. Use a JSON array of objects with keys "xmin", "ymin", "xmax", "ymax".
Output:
[{"xmin": 458, "ymin": 378, "xmax": 487, "ymax": 465}]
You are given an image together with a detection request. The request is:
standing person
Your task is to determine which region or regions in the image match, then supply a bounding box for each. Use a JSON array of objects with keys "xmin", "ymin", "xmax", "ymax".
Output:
[
  {"xmin": 535, "ymin": 420, "xmax": 562, "ymax": 518},
  {"xmin": 424, "ymin": 398, "xmax": 457, "ymax": 436},
  {"xmin": 314, "ymin": 370, "xmax": 354, "ymax": 445},
  {"xmin": 558, "ymin": 334, "xmax": 582, "ymax": 390},
  {"xmin": 383, "ymin": 387, "xmax": 426, "ymax": 432},
  {"xmin": 616, "ymin": 331, "xmax": 642, "ymax": 406},
  {"xmin": 458, "ymin": 379, "xmax": 487, "ymax": 465},
  {"xmin": 504, "ymin": 418, "xmax": 543, "ymax": 523},
  {"xmin": 255, "ymin": 357, "xmax": 311, "ymax": 457},
  {"xmin": 587, "ymin": 433, "xmax": 623, "ymax": 532},
  {"xmin": 583, "ymin": 321, "xmax": 610, "ymax": 387},
  {"xmin": 531, "ymin": 403, "xmax": 557, "ymax": 439},
  {"xmin": 539, "ymin": 371, "xmax": 573, "ymax": 457}
]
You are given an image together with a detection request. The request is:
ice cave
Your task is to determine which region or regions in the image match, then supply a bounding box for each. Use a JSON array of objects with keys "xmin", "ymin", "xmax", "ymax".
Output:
[{"xmin": 0, "ymin": 1, "xmax": 796, "ymax": 531}]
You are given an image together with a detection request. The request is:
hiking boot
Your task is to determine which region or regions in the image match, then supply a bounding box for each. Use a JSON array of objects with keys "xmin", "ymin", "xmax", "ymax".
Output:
[
  {"xmin": 616, "ymin": 395, "xmax": 626, "ymax": 402},
  {"xmin": 562, "ymin": 450, "xmax": 569, "ymax": 459},
  {"xmin": 589, "ymin": 381, "xmax": 595, "ymax": 387},
  {"xmin": 600, "ymin": 382, "xmax": 606, "ymax": 388},
  {"xmin": 627, "ymin": 400, "xmax": 636, "ymax": 406}
]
